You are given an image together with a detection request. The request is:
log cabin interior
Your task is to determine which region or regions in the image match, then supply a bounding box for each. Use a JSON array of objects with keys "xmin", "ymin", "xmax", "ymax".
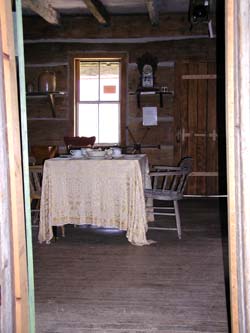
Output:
[{"xmin": 1, "ymin": 0, "xmax": 250, "ymax": 332}]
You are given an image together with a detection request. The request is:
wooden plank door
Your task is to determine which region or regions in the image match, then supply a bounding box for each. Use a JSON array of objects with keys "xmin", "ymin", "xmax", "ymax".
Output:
[{"xmin": 174, "ymin": 62, "xmax": 218, "ymax": 195}]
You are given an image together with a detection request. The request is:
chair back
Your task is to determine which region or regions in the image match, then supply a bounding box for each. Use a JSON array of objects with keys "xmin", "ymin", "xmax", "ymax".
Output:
[
  {"xmin": 30, "ymin": 145, "xmax": 58, "ymax": 165},
  {"xmin": 64, "ymin": 136, "xmax": 96, "ymax": 152},
  {"xmin": 175, "ymin": 157, "xmax": 192, "ymax": 194},
  {"xmin": 152, "ymin": 157, "xmax": 192, "ymax": 196},
  {"xmin": 29, "ymin": 165, "xmax": 43, "ymax": 200}
]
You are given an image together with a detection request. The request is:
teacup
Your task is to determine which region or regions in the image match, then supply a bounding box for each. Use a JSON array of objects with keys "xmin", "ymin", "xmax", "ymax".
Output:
[
  {"xmin": 70, "ymin": 149, "xmax": 82, "ymax": 157},
  {"xmin": 106, "ymin": 148, "xmax": 113, "ymax": 157},
  {"xmin": 81, "ymin": 148, "xmax": 87, "ymax": 156},
  {"xmin": 112, "ymin": 147, "xmax": 122, "ymax": 156}
]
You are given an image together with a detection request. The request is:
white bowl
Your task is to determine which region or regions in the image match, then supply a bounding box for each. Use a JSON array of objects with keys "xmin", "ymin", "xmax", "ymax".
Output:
[{"xmin": 87, "ymin": 150, "xmax": 106, "ymax": 158}]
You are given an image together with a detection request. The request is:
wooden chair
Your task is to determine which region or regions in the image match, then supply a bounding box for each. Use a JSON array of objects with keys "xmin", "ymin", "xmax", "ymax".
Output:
[
  {"xmin": 144, "ymin": 157, "xmax": 192, "ymax": 239},
  {"xmin": 64, "ymin": 136, "xmax": 96, "ymax": 153},
  {"xmin": 29, "ymin": 165, "xmax": 43, "ymax": 224},
  {"xmin": 30, "ymin": 145, "xmax": 58, "ymax": 165},
  {"xmin": 29, "ymin": 165, "xmax": 65, "ymax": 237}
]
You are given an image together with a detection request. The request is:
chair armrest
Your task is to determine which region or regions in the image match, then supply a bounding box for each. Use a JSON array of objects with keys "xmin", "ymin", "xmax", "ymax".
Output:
[
  {"xmin": 149, "ymin": 171, "xmax": 184, "ymax": 177},
  {"xmin": 152, "ymin": 165, "xmax": 181, "ymax": 171}
]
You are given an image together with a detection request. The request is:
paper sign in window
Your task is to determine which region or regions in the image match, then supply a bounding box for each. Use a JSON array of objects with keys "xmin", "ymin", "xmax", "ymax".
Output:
[
  {"xmin": 103, "ymin": 85, "xmax": 116, "ymax": 94},
  {"xmin": 142, "ymin": 107, "xmax": 158, "ymax": 126}
]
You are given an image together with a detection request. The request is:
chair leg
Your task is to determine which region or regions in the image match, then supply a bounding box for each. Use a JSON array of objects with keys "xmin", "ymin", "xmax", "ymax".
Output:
[
  {"xmin": 52, "ymin": 226, "xmax": 58, "ymax": 241},
  {"xmin": 174, "ymin": 200, "xmax": 181, "ymax": 239},
  {"xmin": 61, "ymin": 226, "xmax": 65, "ymax": 237}
]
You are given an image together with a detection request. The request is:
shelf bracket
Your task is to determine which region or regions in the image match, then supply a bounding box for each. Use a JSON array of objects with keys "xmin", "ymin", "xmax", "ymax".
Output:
[
  {"xmin": 48, "ymin": 93, "xmax": 56, "ymax": 117},
  {"xmin": 135, "ymin": 90, "xmax": 172, "ymax": 108}
]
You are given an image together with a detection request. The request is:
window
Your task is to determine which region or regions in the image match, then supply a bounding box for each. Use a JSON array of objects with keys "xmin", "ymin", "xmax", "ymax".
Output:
[{"xmin": 75, "ymin": 59, "xmax": 121, "ymax": 145}]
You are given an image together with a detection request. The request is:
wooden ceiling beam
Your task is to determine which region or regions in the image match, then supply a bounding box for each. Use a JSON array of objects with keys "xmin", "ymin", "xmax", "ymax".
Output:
[
  {"xmin": 83, "ymin": 0, "xmax": 110, "ymax": 26},
  {"xmin": 145, "ymin": 0, "xmax": 159, "ymax": 26},
  {"xmin": 22, "ymin": 0, "xmax": 60, "ymax": 25}
]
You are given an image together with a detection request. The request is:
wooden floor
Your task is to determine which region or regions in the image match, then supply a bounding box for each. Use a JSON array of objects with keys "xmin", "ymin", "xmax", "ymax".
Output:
[{"xmin": 33, "ymin": 198, "xmax": 229, "ymax": 333}]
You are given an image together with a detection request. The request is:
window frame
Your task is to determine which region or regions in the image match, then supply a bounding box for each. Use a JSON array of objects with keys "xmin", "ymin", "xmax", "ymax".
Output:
[
  {"xmin": 69, "ymin": 52, "xmax": 128, "ymax": 146},
  {"xmin": 76, "ymin": 59, "xmax": 120, "ymax": 144}
]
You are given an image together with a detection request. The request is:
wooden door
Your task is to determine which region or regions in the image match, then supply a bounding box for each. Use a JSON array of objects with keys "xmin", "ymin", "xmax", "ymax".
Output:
[{"xmin": 174, "ymin": 62, "xmax": 218, "ymax": 195}]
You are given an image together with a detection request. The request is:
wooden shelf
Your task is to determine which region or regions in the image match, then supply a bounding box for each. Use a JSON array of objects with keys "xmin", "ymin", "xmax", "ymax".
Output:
[
  {"xmin": 26, "ymin": 91, "xmax": 67, "ymax": 117},
  {"xmin": 129, "ymin": 89, "xmax": 174, "ymax": 108}
]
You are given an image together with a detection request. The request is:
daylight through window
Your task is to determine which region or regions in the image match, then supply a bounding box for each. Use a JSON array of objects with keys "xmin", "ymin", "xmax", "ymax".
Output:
[{"xmin": 76, "ymin": 60, "xmax": 121, "ymax": 144}]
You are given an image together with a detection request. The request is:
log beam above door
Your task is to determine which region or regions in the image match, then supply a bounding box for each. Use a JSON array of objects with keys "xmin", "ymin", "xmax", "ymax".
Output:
[
  {"xmin": 22, "ymin": 0, "xmax": 60, "ymax": 25},
  {"xmin": 145, "ymin": 0, "xmax": 159, "ymax": 26},
  {"xmin": 82, "ymin": 0, "xmax": 110, "ymax": 26}
]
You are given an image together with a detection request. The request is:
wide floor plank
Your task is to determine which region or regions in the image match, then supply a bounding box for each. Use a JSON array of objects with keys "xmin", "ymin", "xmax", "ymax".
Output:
[{"xmin": 33, "ymin": 198, "xmax": 229, "ymax": 332}]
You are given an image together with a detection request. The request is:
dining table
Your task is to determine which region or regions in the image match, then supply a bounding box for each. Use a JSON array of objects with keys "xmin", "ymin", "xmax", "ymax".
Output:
[{"xmin": 38, "ymin": 154, "xmax": 154, "ymax": 246}]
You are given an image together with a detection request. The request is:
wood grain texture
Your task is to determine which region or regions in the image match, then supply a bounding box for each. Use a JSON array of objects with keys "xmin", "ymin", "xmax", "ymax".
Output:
[
  {"xmin": 22, "ymin": 0, "xmax": 60, "ymax": 25},
  {"xmin": 187, "ymin": 63, "xmax": 198, "ymax": 194},
  {"xmin": 2, "ymin": 1, "xmax": 30, "ymax": 331},
  {"xmin": 24, "ymin": 39, "xmax": 216, "ymax": 64},
  {"xmin": 176, "ymin": 62, "xmax": 218, "ymax": 195},
  {"xmin": 23, "ymin": 14, "xmax": 210, "ymax": 40},
  {"xmin": 206, "ymin": 62, "xmax": 218, "ymax": 194},
  {"xmin": 196, "ymin": 63, "xmax": 208, "ymax": 195},
  {"xmin": 145, "ymin": 0, "xmax": 159, "ymax": 26},
  {"xmin": 23, "ymin": 20, "xmax": 216, "ymax": 195},
  {"xmin": 0, "ymin": 4, "xmax": 15, "ymax": 331},
  {"xmin": 33, "ymin": 198, "xmax": 229, "ymax": 333},
  {"xmin": 83, "ymin": 0, "xmax": 110, "ymax": 25}
]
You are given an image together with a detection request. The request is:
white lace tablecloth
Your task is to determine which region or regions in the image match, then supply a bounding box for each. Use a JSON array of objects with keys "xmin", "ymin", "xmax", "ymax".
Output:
[{"xmin": 38, "ymin": 155, "xmax": 152, "ymax": 246}]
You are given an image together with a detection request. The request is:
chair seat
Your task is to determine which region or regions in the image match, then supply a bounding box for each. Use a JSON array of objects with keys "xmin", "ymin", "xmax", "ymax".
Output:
[{"xmin": 144, "ymin": 189, "xmax": 182, "ymax": 201}]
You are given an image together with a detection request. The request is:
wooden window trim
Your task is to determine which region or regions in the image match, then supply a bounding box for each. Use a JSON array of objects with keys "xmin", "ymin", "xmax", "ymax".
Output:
[{"xmin": 69, "ymin": 52, "xmax": 128, "ymax": 146}]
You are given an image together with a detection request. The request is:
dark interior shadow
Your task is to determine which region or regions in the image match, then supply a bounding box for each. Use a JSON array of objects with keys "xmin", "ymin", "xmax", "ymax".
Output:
[{"xmin": 216, "ymin": 0, "xmax": 230, "ymax": 331}]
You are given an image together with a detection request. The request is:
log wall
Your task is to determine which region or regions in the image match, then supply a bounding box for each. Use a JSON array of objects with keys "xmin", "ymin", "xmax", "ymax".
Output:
[{"xmin": 23, "ymin": 14, "xmax": 216, "ymax": 167}]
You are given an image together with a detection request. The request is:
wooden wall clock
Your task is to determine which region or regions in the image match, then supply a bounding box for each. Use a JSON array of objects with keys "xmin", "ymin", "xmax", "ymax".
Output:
[{"xmin": 137, "ymin": 52, "xmax": 158, "ymax": 90}]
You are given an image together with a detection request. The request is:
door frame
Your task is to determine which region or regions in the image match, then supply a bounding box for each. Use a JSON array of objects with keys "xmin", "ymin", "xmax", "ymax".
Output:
[
  {"xmin": 0, "ymin": 0, "xmax": 30, "ymax": 331},
  {"xmin": 226, "ymin": 0, "xmax": 250, "ymax": 331}
]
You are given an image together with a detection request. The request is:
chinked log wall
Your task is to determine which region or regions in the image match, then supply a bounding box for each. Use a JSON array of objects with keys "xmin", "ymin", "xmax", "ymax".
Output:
[{"xmin": 23, "ymin": 14, "xmax": 216, "ymax": 169}]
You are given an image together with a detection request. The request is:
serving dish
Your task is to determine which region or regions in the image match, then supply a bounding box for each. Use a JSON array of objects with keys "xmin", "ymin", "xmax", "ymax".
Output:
[{"xmin": 87, "ymin": 150, "xmax": 106, "ymax": 158}]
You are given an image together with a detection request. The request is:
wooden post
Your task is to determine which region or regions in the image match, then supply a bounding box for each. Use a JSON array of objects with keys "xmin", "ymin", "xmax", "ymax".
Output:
[
  {"xmin": 15, "ymin": 0, "xmax": 36, "ymax": 331},
  {"xmin": 226, "ymin": 0, "xmax": 250, "ymax": 331},
  {"xmin": 0, "ymin": 14, "xmax": 15, "ymax": 333},
  {"xmin": 0, "ymin": 0, "xmax": 29, "ymax": 331}
]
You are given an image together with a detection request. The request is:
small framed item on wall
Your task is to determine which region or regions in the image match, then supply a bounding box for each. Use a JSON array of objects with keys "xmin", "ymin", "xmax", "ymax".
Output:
[{"xmin": 142, "ymin": 106, "xmax": 158, "ymax": 126}]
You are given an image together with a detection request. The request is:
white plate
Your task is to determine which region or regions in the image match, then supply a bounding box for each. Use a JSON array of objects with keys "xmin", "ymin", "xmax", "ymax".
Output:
[
  {"xmin": 87, "ymin": 151, "xmax": 106, "ymax": 158},
  {"xmin": 70, "ymin": 155, "xmax": 84, "ymax": 159},
  {"xmin": 58, "ymin": 155, "xmax": 71, "ymax": 159},
  {"xmin": 112, "ymin": 155, "xmax": 124, "ymax": 159}
]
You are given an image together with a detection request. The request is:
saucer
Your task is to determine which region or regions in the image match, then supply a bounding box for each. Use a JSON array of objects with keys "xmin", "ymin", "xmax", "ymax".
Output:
[
  {"xmin": 112, "ymin": 155, "xmax": 123, "ymax": 159},
  {"xmin": 70, "ymin": 155, "xmax": 83, "ymax": 159},
  {"xmin": 58, "ymin": 155, "xmax": 71, "ymax": 159}
]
